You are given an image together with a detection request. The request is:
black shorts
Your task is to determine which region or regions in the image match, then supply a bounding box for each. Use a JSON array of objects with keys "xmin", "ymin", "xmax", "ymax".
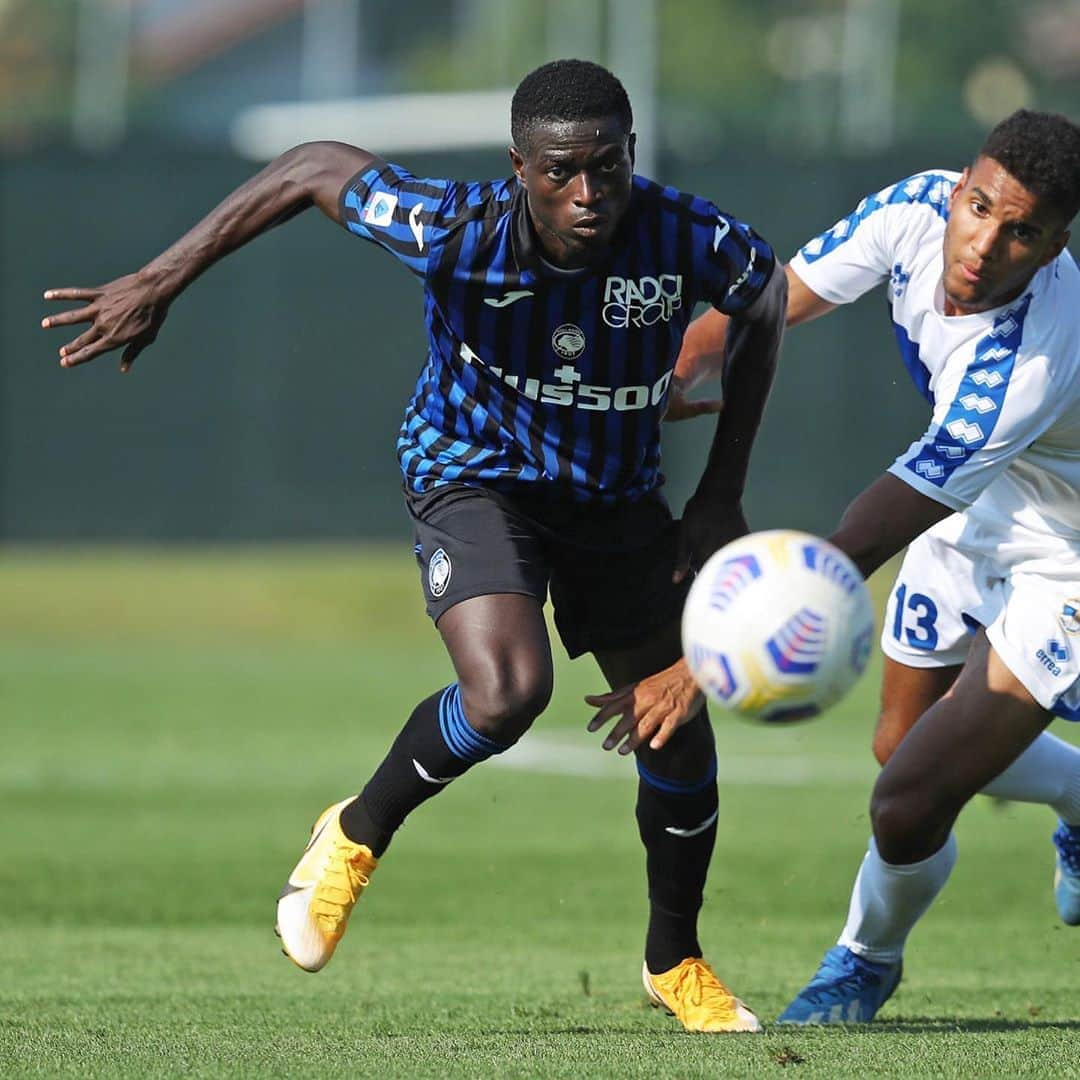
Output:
[{"xmin": 406, "ymin": 483, "xmax": 690, "ymax": 659}]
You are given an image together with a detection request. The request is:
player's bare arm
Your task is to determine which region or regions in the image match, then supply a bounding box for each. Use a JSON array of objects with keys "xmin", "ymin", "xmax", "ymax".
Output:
[
  {"xmin": 42, "ymin": 141, "xmax": 379, "ymax": 371},
  {"xmin": 827, "ymin": 473, "xmax": 952, "ymax": 579},
  {"xmin": 673, "ymin": 262, "xmax": 787, "ymax": 583},
  {"xmin": 590, "ymin": 471, "xmax": 955, "ymax": 751},
  {"xmin": 665, "ymin": 266, "xmax": 837, "ymax": 420}
]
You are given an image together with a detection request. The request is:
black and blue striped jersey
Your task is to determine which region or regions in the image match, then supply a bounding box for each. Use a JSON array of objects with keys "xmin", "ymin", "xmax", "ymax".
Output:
[{"xmin": 340, "ymin": 163, "xmax": 775, "ymax": 505}]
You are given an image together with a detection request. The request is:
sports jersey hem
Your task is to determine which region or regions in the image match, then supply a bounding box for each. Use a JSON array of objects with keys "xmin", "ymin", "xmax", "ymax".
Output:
[
  {"xmin": 879, "ymin": 631, "xmax": 970, "ymax": 670},
  {"xmin": 985, "ymin": 621, "xmax": 1059, "ymax": 712},
  {"xmin": 886, "ymin": 464, "xmax": 970, "ymax": 513},
  {"xmin": 787, "ymin": 258, "xmax": 858, "ymax": 307}
]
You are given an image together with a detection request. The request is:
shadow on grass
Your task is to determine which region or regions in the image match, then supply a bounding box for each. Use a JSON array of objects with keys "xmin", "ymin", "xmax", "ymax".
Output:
[{"xmin": 803, "ymin": 1016, "xmax": 1080, "ymax": 1034}]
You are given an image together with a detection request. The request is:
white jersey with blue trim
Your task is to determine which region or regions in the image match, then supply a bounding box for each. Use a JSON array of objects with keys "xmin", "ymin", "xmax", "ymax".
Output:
[{"xmin": 789, "ymin": 169, "xmax": 1080, "ymax": 562}]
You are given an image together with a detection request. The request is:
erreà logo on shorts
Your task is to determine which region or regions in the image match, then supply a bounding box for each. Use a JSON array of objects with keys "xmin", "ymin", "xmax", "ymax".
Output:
[
  {"xmin": 428, "ymin": 548, "xmax": 451, "ymax": 598},
  {"xmin": 1036, "ymin": 639, "xmax": 1069, "ymax": 677},
  {"xmin": 603, "ymin": 275, "xmax": 682, "ymax": 328}
]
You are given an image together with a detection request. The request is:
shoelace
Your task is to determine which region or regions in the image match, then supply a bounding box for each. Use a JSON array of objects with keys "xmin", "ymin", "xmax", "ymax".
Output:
[
  {"xmin": 312, "ymin": 838, "xmax": 374, "ymax": 933},
  {"xmin": 1055, "ymin": 825, "xmax": 1080, "ymax": 875},
  {"xmin": 669, "ymin": 960, "xmax": 735, "ymax": 1010}
]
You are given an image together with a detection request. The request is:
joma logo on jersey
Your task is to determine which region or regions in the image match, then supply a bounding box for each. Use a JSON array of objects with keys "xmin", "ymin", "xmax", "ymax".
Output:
[{"xmin": 602, "ymin": 274, "xmax": 682, "ymax": 328}]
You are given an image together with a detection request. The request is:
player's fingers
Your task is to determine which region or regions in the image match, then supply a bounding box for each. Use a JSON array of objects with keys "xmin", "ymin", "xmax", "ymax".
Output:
[
  {"xmin": 41, "ymin": 306, "xmax": 95, "ymax": 329},
  {"xmin": 43, "ymin": 287, "xmax": 101, "ymax": 302},
  {"xmin": 616, "ymin": 707, "xmax": 663, "ymax": 755},
  {"xmin": 648, "ymin": 713, "xmax": 682, "ymax": 752},
  {"xmin": 589, "ymin": 700, "xmax": 634, "ymax": 742},
  {"xmin": 603, "ymin": 708, "xmax": 642, "ymax": 751},
  {"xmin": 585, "ymin": 688, "xmax": 633, "ymax": 729},
  {"xmin": 59, "ymin": 337, "xmax": 115, "ymax": 367},
  {"xmin": 120, "ymin": 342, "xmax": 142, "ymax": 374},
  {"xmin": 58, "ymin": 326, "xmax": 100, "ymax": 359}
]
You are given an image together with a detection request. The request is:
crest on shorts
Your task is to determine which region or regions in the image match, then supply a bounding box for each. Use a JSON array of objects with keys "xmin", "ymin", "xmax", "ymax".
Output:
[
  {"xmin": 1060, "ymin": 600, "xmax": 1080, "ymax": 635},
  {"xmin": 428, "ymin": 548, "xmax": 451, "ymax": 598}
]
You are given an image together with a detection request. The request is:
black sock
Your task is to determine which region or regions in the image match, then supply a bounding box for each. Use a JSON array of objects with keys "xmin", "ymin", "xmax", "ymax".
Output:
[
  {"xmin": 339, "ymin": 684, "xmax": 508, "ymax": 856},
  {"xmin": 635, "ymin": 714, "xmax": 718, "ymax": 974}
]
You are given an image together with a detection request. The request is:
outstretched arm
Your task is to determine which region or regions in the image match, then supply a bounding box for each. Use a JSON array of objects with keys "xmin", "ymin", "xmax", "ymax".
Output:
[
  {"xmin": 672, "ymin": 262, "xmax": 787, "ymax": 582},
  {"xmin": 665, "ymin": 264, "xmax": 837, "ymax": 419},
  {"xmin": 42, "ymin": 141, "xmax": 379, "ymax": 371},
  {"xmin": 588, "ymin": 472, "xmax": 952, "ymax": 753}
]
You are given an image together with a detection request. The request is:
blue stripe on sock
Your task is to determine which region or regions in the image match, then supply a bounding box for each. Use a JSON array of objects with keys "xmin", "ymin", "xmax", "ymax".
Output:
[
  {"xmin": 437, "ymin": 684, "xmax": 508, "ymax": 764},
  {"xmin": 636, "ymin": 755, "xmax": 718, "ymax": 796}
]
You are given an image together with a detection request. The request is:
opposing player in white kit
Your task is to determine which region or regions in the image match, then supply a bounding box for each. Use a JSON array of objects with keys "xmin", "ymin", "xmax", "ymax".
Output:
[{"xmin": 587, "ymin": 109, "xmax": 1080, "ymax": 1022}]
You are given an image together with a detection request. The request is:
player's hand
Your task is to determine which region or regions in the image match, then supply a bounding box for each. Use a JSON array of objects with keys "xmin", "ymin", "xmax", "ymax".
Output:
[
  {"xmin": 585, "ymin": 658, "xmax": 703, "ymax": 754},
  {"xmin": 663, "ymin": 382, "xmax": 724, "ymax": 423},
  {"xmin": 673, "ymin": 496, "xmax": 749, "ymax": 584},
  {"xmin": 42, "ymin": 273, "xmax": 171, "ymax": 372}
]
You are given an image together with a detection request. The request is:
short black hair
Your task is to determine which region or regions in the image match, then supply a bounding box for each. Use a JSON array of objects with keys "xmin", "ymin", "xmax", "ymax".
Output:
[
  {"xmin": 978, "ymin": 109, "xmax": 1080, "ymax": 225},
  {"xmin": 511, "ymin": 59, "xmax": 632, "ymax": 155}
]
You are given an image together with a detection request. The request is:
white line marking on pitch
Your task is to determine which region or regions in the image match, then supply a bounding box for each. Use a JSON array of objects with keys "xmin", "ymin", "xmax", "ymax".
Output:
[{"xmin": 490, "ymin": 735, "xmax": 870, "ymax": 785}]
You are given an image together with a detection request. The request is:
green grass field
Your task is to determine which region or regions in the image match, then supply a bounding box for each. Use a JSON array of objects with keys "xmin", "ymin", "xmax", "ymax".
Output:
[{"xmin": 3, "ymin": 547, "xmax": 1078, "ymax": 1078}]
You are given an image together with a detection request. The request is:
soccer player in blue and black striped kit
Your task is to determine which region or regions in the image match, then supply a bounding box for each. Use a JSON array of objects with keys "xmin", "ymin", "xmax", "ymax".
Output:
[{"xmin": 43, "ymin": 60, "xmax": 786, "ymax": 1032}]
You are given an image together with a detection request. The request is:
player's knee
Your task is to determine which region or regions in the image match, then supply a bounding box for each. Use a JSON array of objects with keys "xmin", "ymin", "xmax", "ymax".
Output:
[
  {"xmin": 459, "ymin": 663, "xmax": 553, "ymax": 744},
  {"xmin": 869, "ymin": 777, "xmax": 954, "ymax": 862}
]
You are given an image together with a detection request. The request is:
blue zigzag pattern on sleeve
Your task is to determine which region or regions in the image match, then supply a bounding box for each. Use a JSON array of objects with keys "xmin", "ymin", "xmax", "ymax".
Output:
[{"xmin": 799, "ymin": 172, "xmax": 954, "ymax": 264}]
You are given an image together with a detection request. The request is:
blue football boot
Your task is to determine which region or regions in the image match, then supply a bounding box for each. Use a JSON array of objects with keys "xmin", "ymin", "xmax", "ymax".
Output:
[
  {"xmin": 777, "ymin": 945, "xmax": 902, "ymax": 1025},
  {"xmin": 1052, "ymin": 821, "xmax": 1080, "ymax": 926}
]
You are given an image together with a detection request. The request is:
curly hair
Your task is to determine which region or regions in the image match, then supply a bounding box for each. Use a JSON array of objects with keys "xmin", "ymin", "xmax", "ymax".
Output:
[
  {"xmin": 511, "ymin": 59, "xmax": 632, "ymax": 155},
  {"xmin": 979, "ymin": 110, "xmax": 1080, "ymax": 224}
]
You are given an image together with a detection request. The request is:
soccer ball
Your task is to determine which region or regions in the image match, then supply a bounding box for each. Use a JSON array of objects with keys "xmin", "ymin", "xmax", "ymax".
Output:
[{"xmin": 681, "ymin": 530, "xmax": 874, "ymax": 723}]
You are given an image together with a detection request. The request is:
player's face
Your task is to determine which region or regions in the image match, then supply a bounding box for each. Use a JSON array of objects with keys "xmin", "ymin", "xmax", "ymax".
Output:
[
  {"xmin": 941, "ymin": 156, "xmax": 1069, "ymax": 315},
  {"xmin": 510, "ymin": 116, "xmax": 635, "ymax": 269}
]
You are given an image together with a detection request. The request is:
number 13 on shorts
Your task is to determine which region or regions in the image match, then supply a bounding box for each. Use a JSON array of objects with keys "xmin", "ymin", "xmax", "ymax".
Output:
[{"xmin": 891, "ymin": 583, "xmax": 940, "ymax": 650}]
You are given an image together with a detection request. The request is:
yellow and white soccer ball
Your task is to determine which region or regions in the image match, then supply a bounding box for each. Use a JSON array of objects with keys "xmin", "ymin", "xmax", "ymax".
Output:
[{"xmin": 681, "ymin": 529, "xmax": 874, "ymax": 723}]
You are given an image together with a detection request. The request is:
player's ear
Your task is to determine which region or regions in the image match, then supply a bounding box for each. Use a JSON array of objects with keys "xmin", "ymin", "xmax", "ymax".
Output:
[
  {"xmin": 628, "ymin": 132, "xmax": 636, "ymax": 168},
  {"xmin": 508, "ymin": 145, "xmax": 526, "ymax": 184},
  {"xmin": 1042, "ymin": 227, "xmax": 1070, "ymax": 267},
  {"xmin": 949, "ymin": 167, "xmax": 971, "ymax": 211}
]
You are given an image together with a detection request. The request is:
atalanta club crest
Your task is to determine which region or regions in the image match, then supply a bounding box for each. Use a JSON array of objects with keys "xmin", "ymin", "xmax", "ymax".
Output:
[
  {"xmin": 1061, "ymin": 600, "xmax": 1080, "ymax": 635},
  {"xmin": 428, "ymin": 548, "xmax": 452, "ymax": 598},
  {"xmin": 551, "ymin": 323, "xmax": 586, "ymax": 360}
]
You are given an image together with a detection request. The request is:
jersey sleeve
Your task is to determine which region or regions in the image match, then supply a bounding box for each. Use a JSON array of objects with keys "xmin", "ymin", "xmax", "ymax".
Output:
[
  {"xmin": 788, "ymin": 171, "xmax": 957, "ymax": 305},
  {"xmin": 338, "ymin": 163, "xmax": 460, "ymax": 279},
  {"xmin": 889, "ymin": 294, "xmax": 1068, "ymax": 510},
  {"xmin": 699, "ymin": 210, "xmax": 777, "ymax": 316}
]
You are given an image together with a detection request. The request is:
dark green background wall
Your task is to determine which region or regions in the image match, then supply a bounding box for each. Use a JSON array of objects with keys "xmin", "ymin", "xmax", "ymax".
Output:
[{"xmin": 2, "ymin": 143, "xmax": 1003, "ymax": 541}]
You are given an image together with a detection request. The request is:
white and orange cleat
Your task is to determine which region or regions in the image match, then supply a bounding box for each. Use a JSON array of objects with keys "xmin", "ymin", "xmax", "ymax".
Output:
[
  {"xmin": 643, "ymin": 957, "xmax": 762, "ymax": 1033},
  {"xmin": 275, "ymin": 796, "xmax": 378, "ymax": 972}
]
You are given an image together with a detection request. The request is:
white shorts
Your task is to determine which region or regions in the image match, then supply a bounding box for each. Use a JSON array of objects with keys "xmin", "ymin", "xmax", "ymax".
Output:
[{"xmin": 881, "ymin": 514, "xmax": 1080, "ymax": 721}]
